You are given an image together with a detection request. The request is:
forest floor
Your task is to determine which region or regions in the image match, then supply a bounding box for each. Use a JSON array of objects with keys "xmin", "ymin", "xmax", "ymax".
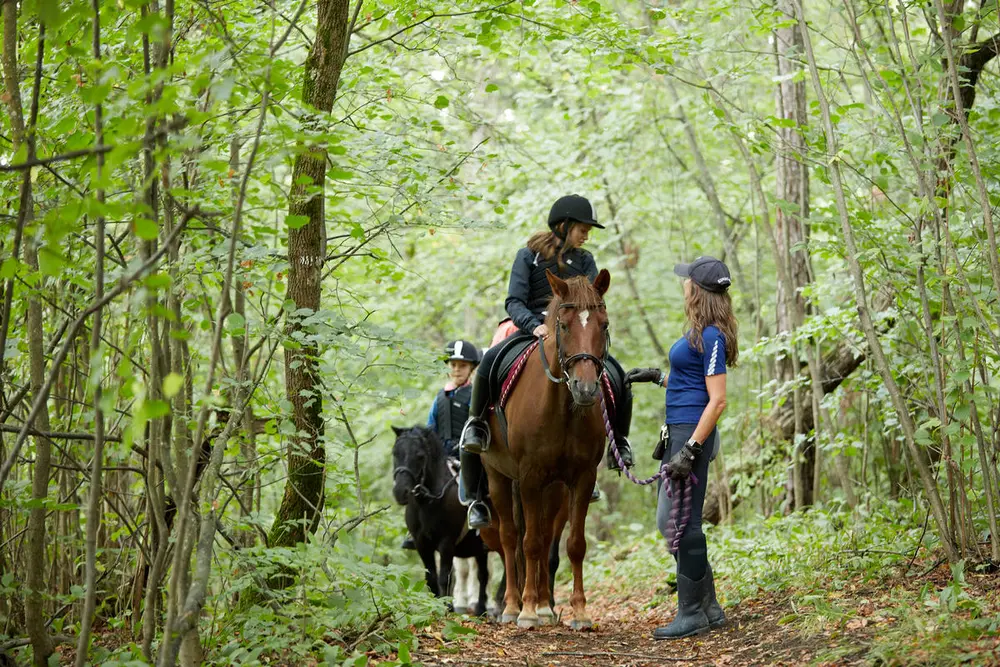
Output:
[{"xmin": 408, "ymin": 558, "xmax": 1000, "ymax": 667}]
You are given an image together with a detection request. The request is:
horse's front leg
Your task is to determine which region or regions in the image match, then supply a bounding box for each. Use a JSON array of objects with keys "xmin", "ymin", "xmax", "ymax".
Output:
[
  {"xmin": 452, "ymin": 558, "xmax": 470, "ymax": 614},
  {"xmin": 488, "ymin": 471, "xmax": 521, "ymax": 623},
  {"xmin": 417, "ymin": 544, "xmax": 440, "ymax": 597},
  {"xmin": 567, "ymin": 471, "xmax": 597, "ymax": 630},
  {"xmin": 474, "ymin": 550, "xmax": 489, "ymax": 617},
  {"xmin": 438, "ymin": 542, "xmax": 456, "ymax": 610},
  {"xmin": 517, "ymin": 482, "xmax": 545, "ymax": 629},
  {"xmin": 535, "ymin": 485, "xmax": 563, "ymax": 626}
]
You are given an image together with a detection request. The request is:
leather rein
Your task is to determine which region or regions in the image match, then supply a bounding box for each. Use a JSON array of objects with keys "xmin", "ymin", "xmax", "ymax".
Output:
[{"xmin": 537, "ymin": 300, "xmax": 610, "ymax": 384}]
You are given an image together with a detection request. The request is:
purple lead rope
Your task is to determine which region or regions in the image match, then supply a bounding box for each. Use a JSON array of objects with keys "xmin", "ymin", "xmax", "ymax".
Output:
[
  {"xmin": 599, "ymin": 389, "xmax": 696, "ymax": 553},
  {"xmin": 665, "ymin": 473, "xmax": 697, "ymax": 554}
]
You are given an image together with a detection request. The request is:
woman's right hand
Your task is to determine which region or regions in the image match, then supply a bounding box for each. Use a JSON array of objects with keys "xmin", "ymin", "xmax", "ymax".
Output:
[
  {"xmin": 533, "ymin": 324, "xmax": 550, "ymax": 339},
  {"xmin": 626, "ymin": 367, "xmax": 664, "ymax": 385}
]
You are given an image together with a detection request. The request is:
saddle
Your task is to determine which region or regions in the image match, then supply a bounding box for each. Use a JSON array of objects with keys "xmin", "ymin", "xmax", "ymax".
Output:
[
  {"xmin": 484, "ymin": 333, "xmax": 625, "ymax": 448},
  {"xmin": 485, "ymin": 333, "xmax": 537, "ymax": 403}
]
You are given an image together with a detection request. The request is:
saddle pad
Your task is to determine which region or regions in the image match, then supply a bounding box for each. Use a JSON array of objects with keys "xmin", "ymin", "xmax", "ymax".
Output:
[
  {"xmin": 486, "ymin": 334, "xmax": 537, "ymax": 401},
  {"xmin": 499, "ymin": 340, "xmax": 539, "ymax": 410}
]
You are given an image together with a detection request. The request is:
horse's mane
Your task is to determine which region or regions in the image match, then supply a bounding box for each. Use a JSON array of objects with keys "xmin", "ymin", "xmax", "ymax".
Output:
[
  {"xmin": 396, "ymin": 425, "xmax": 446, "ymax": 468},
  {"xmin": 544, "ymin": 276, "xmax": 604, "ymax": 328}
]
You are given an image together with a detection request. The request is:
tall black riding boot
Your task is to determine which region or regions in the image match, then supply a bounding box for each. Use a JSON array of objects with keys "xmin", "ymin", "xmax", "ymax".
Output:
[
  {"xmin": 652, "ymin": 573, "xmax": 710, "ymax": 639},
  {"xmin": 703, "ymin": 565, "xmax": 726, "ymax": 628},
  {"xmin": 607, "ymin": 381, "xmax": 634, "ymax": 470},
  {"xmin": 459, "ymin": 448, "xmax": 491, "ymax": 529},
  {"xmin": 459, "ymin": 371, "xmax": 491, "ymax": 454},
  {"xmin": 653, "ymin": 532, "xmax": 710, "ymax": 639}
]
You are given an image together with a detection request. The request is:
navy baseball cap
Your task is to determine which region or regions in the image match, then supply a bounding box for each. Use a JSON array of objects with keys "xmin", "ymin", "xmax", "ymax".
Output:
[{"xmin": 674, "ymin": 256, "xmax": 732, "ymax": 293}]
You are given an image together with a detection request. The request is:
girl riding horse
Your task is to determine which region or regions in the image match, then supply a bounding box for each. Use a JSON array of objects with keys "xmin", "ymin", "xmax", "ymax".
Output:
[
  {"xmin": 402, "ymin": 340, "xmax": 481, "ymax": 550},
  {"xmin": 458, "ymin": 194, "xmax": 635, "ymax": 529}
]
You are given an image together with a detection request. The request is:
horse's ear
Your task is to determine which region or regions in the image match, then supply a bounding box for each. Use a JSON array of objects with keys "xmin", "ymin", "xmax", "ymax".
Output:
[
  {"xmin": 593, "ymin": 269, "xmax": 611, "ymax": 297},
  {"xmin": 546, "ymin": 269, "xmax": 568, "ymax": 299},
  {"xmin": 391, "ymin": 425, "xmax": 406, "ymax": 436}
]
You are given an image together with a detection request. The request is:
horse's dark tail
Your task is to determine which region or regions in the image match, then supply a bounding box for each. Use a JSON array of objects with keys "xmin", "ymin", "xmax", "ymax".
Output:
[{"xmin": 512, "ymin": 480, "xmax": 527, "ymax": 594}]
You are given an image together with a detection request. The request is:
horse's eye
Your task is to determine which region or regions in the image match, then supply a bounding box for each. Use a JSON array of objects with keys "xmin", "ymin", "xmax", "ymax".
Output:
[{"xmin": 559, "ymin": 321, "xmax": 570, "ymax": 332}]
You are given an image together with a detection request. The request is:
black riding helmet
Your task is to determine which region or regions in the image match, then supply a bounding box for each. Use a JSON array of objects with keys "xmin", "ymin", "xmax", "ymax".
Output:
[
  {"xmin": 547, "ymin": 194, "xmax": 606, "ymax": 233},
  {"xmin": 444, "ymin": 340, "xmax": 481, "ymax": 365}
]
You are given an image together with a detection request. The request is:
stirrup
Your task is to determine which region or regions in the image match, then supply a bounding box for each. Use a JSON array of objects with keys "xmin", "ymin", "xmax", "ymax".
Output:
[
  {"xmin": 468, "ymin": 502, "xmax": 491, "ymax": 530},
  {"xmin": 460, "ymin": 418, "xmax": 490, "ymax": 454}
]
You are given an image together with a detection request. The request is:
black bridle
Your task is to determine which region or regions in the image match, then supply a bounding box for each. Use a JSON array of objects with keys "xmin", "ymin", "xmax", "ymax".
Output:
[
  {"xmin": 392, "ymin": 460, "xmax": 455, "ymax": 503},
  {"xmin": 537, "ymin": 301, "xmax": 610, "ymax": 385}
]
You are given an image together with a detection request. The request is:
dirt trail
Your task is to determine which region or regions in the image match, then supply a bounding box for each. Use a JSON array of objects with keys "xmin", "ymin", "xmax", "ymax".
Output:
[{"xmin": 412, "ymin": 585, "xmax": 855, "ymax": 667}]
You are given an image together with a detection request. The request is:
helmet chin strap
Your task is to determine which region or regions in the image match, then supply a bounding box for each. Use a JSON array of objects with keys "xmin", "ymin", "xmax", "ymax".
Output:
[{"xmin": 554, "ymin": 220, "xmax": 569, "ymax": 242}]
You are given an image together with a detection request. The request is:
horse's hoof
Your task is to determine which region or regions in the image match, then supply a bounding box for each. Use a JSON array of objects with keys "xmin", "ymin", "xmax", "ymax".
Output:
[
  {"xmin": 453, "ymin": 606, "xmax": 468, "ymax": 615},
  {"xmin": 500, "ymin": 613, "xmax": 519, "ymax": 624},
  {"xmin": 537, "ymin": 607, "xmax": 556, "ymax": 625},
  {"xmin": 474, "ymin": 604, "xmax": 488, "ymax": 617},
  {"xmin": 570, "ymin": 618, "xmax": 593, "ymax": 631},
  {"xmin": 517, "ymin": 615, "xmax": 539, "ymax": 630}
]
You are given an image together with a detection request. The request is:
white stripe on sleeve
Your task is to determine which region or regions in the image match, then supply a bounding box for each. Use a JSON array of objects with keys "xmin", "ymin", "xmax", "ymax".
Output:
[{"xmin": 707, "ymin": 339, "xmax": 719, "ymax": 375}]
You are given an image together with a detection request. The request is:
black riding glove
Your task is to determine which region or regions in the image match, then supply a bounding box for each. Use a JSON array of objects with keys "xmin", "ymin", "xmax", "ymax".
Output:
[
  {"xmin": 626, "ymin": 367, "xmax": 664, "ymax": 385},
  {"xmin": 666, "ymin": 438, "xmax": 702, "ymax": 480}
]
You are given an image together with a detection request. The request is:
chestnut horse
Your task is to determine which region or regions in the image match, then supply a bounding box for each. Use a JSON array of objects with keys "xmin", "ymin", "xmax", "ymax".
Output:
[{"xmin": 481, "ymin": 269, "xmax": 611, "ymax": 629}]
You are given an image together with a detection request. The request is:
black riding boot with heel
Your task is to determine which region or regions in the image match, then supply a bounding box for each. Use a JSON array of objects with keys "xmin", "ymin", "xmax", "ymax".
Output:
[
  {"xmin": 459, "ymin": 370, "xmax": 490, "ymax": 454},
  {"xmin": 703, "ymin": 564, "xmax": 726, "ymax": 628},
  {"xmin": 607, "ymin": 381, "xmax": 634, "ymax": 471},
  {"xmin": 653, "ymin": 533, "xmax": 711, "ymax": 640},
  {"xmin": 459, "ymin": 448, "xmax": 491, "ymax": 529},
  {"xmin": 458, "ymin": 369, "xmax": 492, "ymax": 529}
]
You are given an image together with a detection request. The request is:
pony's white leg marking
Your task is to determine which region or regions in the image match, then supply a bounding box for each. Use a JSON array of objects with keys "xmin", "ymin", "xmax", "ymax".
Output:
[{"xmin": 453, "ymin": 558, "xmax": 470, "ymax": 612}]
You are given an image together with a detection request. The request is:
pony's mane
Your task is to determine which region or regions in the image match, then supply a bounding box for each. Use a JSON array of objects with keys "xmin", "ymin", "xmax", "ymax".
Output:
[
  {"xmin": 544, "ymin": 276, "xmax": 604, "ymax": 327},
  {"xmin": 396, "ymin": 425, "xmax": 446, "ymax": 467}
]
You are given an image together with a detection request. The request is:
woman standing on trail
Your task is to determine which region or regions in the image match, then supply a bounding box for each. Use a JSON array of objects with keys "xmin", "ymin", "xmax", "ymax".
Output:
[
  {"xmin": 457, "ymin": 194, "xmax": 636, "ymax": 530},
  {"xmin": 627, "ymin": 255, "xmax": 739, "ymax": 640}
]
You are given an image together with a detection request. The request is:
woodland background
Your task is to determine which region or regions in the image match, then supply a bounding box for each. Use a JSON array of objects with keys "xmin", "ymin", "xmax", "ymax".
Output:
[{"xmin": 1, "ymin": 0, "xmax": 999, "ymax": 664}]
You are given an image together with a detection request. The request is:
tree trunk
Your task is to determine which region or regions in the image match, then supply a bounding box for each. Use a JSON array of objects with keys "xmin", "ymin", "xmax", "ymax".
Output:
[
  {"xmin": 3, "ymin": 6, "xmax": 54, "ymax": 662},
  {"xmin": 774, "ymin": 0, "xmax": 814, "ymax": 509},
  {"xmin": 267, "ymin": 0, "xmax": 352, "ymax": 551},
  {"xmin": 794, "ymin": 0, "xmax": 958, "ymax": 562}
]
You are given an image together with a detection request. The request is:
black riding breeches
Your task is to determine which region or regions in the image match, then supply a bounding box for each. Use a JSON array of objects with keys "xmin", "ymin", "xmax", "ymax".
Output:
[{"xmin": 655, "ymin": 423, "xmax": 718, "ymax": 540}]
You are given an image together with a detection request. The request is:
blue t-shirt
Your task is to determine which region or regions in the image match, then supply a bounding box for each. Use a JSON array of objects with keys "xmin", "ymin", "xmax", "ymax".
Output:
[{"xmin": 666, "ymin": 326, "xmax": 727, "ymax": 424}]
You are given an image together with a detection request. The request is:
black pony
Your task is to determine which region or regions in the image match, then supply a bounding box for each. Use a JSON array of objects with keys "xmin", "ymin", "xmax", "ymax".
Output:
[{"xmin": 391, "ymin": 425, "xmax": 489, "ymax": 616}]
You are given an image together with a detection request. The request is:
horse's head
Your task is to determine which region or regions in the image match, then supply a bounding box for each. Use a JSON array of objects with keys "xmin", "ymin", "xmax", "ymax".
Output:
[
  {"xmin": 544, "ymin": 268, "xmax": 611, "ymax": 407},
  {"xmin": 390, "ymin": 425, "xmax": 443, "ymax": 505}
]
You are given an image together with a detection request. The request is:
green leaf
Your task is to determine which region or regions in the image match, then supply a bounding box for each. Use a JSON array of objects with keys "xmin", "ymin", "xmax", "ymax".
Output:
[
  {"xmin": 38, "ymin": 246, "xmax": 66, "ymax": 276},
  {"xmin": 286, "ymin": 215, "xmax": 311, "ymax": 229},
  {"xmin": 143, "ymin": 399, "xmax": 170, "ymax": 419},
  {"xmin": 485, "ymin": 83, "xmax": 498, "ymax": 93},
  {"xmin": 163, "ymin": 372, "xmax": 184, "ymax": 399},
  {"xmin": 134, "ymin": 218, "xmax": 159, "ymax": 240},
  {"xmin": 434, "ymin": 95, "xmax": 450, "ymax": 109},
  {"xmin": 329, "ymin": 168, "xmax": 353, "ymax": 181}
]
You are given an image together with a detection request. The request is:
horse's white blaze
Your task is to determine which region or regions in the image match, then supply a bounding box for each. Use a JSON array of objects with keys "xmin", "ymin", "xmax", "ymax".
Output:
[{"xmin": 579, "ymin": 309, "xmax": 590, "ymax": 329}]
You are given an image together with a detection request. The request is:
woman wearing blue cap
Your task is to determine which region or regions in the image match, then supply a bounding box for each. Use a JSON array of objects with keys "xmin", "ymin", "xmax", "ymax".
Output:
[
  {"xmin": 457, "ymin": 195, "xmax": 636, "ymax": 530},
  {"xmin": 627, "ymin": 255, "xmax": 739, "ymax": 639}
]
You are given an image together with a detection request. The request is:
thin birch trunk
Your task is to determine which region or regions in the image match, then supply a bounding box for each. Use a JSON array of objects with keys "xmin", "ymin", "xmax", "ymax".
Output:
[
  {"xmin": 75, "ymin": 0, "xmax": 107, "ymax": 659},
  {"xmin": 793, "ymin": 0, "xmax": 959, "ymax": 562}
]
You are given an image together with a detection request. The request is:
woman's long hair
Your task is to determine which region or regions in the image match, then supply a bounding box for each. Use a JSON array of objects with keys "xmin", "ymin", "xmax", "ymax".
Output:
[
  {"xmin": 685, "ymin": 282, "xmax": 739, "ymax": 366},
  {"xmin": 526, "ymin": 221, "xmax": 575, "ymax": 272}
]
